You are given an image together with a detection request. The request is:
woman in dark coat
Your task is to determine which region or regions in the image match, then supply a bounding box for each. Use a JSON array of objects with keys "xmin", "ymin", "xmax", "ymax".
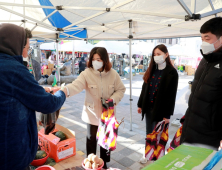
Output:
[{"xmin": 138, "ymin": 44, "xmax": 178, "ymax": 135}]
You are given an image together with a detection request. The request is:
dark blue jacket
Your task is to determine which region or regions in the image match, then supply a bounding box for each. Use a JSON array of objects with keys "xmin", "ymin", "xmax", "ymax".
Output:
[
  {"xmin": 79, "ymin": 57, "xmax": 86, "ymax": 71},
  {"xmin": 0, "ymin": 53, "xmax": 66, "ymax": 170}
]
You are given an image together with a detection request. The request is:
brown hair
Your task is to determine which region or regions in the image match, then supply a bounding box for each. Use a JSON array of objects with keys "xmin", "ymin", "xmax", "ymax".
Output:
[
  {"xmin": 88, "ymin": 47, "xmax": 112, "ymax": 72},
  {"xmin": 24, "ymin": 28, "xmax": 32, "ymax": 46},
  {"xmin": 143, "ymin": 44, "xmax": 173, "ymax": 83}
]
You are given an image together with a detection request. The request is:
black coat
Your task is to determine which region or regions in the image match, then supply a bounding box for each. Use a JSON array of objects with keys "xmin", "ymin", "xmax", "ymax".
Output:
[
  {"xmin": 181, "ymin": 49, "xmax": 222, "ymax": 149},
  {"xmin": 138, "ymin": 65, "xmax": 178, "ymax": 122}
]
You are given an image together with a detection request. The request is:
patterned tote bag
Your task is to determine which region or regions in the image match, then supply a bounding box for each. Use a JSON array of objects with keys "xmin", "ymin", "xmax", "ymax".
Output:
[
  {"xmin": 145, "ymin": 120, "xmax": 169, "ymax": 160},
  {"xmin": 97, "ymin": 99, "xmax": 123, "ymax": 151},
  {"xmin": 167, "ymin": 115, "xmax": 185, "ymax": 153}
]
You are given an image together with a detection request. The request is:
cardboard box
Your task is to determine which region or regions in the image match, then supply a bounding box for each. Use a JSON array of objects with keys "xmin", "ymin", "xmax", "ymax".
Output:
[
  {"xmin": 139, "ymin": 72, "xmax": 145, "ymax": 75},
  {"xmin": 46, "ymin": 69, "xmax": 52, "ymax": 75},
  {"xmin": 185, "ymin": 65, "xmax": 192, "ymax": 72},
  {"xmin": 187, "ymin": 68, "xmax": 195, "ymax": 76},
  {"xmin": 43, "ymin": 68, "xmax": 48, "ymax": 75},
  {"xmin": 143, "ymin": 144, "xmax": 216, "ymax": 170},
  {"xmin": 48, "ymin": 64, "xmax": 54, "ymax": 69},
  {"xmin": 38, "ymin": 124, "xmax": 76, "ymax": 163},
  {"xmin": 138, "ymin": 65, "xmax": 143, "ymax": 69}
]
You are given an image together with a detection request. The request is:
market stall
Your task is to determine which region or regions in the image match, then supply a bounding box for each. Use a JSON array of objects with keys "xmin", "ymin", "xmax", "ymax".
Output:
[
  {"xmin": 1, "ymin": 0, "xmax": 221, "ymax": 131},
  {"xmin": 1, "ymin": 1, "xmax": 222, "ymax": 169}
]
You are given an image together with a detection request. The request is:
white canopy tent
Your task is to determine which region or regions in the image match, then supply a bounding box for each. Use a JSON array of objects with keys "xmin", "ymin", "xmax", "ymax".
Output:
[
  {"xmin": 94, "ymin": 41, "xmax": 146, "ymax": 54},
  {"xmin": 94, "ymin": 41, "xmax": 128, "ymax": 54},
  {"xmin": 1, "ymin": 0, "xmax": 222, "ymax": 130},
  {"xmin": 132, "ymin": 41, "xmax": 155, "ymax": 55},
  {"xmin": 0, "ymin": 0, "xmax": 221, "ymax": 40},
  {"xmin": 40, "ymin": 41, "xmax": 94, "ymax": 52},
  {"xmin": 168, "ymin": 44, "xmax": 187, "ymax": 56},
  {"xmin": 167, "ymin": 44, "xmax": 202, "ymax": 57},
  {"xmin": 59, "ymin": 41, "xmax": 94, "ymax": 52},
  {"xmin": 40, "ymin": 42, "xmax": 56, "ymax": 50}
]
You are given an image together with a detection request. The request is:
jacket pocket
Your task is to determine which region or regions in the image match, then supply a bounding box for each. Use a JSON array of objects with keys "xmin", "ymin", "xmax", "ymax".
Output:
[
  {"xmin": 88, "ymin": 85, "xmax": 97, "ymax": 96},
  {"xmin": 86, "ymin": 102, "xmax": 94, "ymax": 111},
  {"xmin": 108, "ymin": 85, "xmax": 115, "ymax": 96}
]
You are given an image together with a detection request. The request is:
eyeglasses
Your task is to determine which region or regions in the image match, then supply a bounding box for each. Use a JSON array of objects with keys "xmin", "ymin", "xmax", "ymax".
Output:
[{"xmin": 28, "ymin": 48, "xmax": 32, "ymax": 55}]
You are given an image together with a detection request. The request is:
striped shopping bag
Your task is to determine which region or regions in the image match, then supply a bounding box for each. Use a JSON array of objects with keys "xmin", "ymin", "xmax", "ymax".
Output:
[
  {"xmin": 167, "ymin": 115, "xmax": 185, "ymax": 153},
  {"xmin": 145, "ymin": 120, "xmax": 169, "ymax": 161}
]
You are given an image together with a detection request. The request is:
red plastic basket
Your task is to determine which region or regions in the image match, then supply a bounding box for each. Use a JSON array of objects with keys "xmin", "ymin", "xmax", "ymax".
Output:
[{"xmin": 30, "ymin": 152, "xmax": 49, "ymax": 167}]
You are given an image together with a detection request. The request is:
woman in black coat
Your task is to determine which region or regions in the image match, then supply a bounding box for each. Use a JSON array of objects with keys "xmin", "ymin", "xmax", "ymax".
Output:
[{"xmin": 138, "ymin": 44, "xmax": 178, "ymax": 135}]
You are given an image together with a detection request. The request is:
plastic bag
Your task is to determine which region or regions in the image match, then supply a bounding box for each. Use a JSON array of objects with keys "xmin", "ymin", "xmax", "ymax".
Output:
[
  {"xmin": 39, "ymin": 109, "xmax": 60, "ymax": 135},
  {"xmin": 203, "ymin": 149, "xmax": 222, "ymax": 170}
]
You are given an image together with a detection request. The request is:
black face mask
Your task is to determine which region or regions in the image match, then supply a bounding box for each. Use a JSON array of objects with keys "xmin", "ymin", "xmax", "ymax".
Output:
[{"xmin": 201, "ymin": 49, "xmax": 222, "ymax": 63}]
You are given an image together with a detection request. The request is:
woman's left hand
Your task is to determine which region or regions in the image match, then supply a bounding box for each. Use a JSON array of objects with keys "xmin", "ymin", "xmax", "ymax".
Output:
[{"xmin": 163, "ymin": 118, "xmax": 170, "ymax": 124}]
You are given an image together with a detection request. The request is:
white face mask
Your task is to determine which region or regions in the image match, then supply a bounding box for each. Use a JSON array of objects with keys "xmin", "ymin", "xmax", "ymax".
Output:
[
  {"xmin": 201, "ymin": 37, "xmax": 222, "ymax": 54},
  {"xmin": 154, "ymin": 55, "xmax": 165, "ymax": 64},
  {"xmin": 92, "ymin": 60, "xmax": 103, "ymax": 70}
]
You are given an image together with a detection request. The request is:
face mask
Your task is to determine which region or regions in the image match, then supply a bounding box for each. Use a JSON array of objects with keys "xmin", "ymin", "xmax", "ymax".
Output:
[
  {"xmin": 92, "ymin": 60, "xmax": 103, "ymax": 70},
  {"xmin": 154, "ymin": 55, "xmax": 165, "ymax": 64},
  {"xmin": 201, "ymin": 37, "xmax": 222, "ymax": 54}
]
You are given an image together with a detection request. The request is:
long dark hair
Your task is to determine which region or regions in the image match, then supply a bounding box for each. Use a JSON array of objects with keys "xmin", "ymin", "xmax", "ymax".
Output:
[
  {"xmin": 88, "ymin": 47, "xmax": 112, "ymax": 72},
  {"xmin": 143, "ymin": 44, "xmax": 173, "ymax": 83}
]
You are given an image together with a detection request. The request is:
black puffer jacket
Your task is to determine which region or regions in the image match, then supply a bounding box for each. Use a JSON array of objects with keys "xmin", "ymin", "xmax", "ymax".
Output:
[{"xmin": 181, "ymin": 49, "xmax": 222, "ymax": 150}]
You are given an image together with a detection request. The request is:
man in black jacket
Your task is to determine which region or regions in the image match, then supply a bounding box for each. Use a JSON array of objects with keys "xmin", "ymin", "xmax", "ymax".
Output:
[{"xmin": 181, "ymin": 17, "xmax": 222, "ymax": 150}]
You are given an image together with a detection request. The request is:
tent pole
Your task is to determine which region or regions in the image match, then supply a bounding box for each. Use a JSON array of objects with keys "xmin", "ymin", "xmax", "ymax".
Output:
[
  {"xmin": 208, "ymin": 0, "xmax": 217, "ymax": 17},
  {"xmin": 23, "ymin": 0, "xmax": 25, "ymax": 28},
  {"xmin": 177, "ymin": 0, "xmax": 192, "ymax": 17},
  {"xmin": 31, "ymin": 10, "xmax": 58, "ymax": 31},
  {"xmin": 201, "ymin": 8, "xmax": 222, "ymax": 18},
  {"xmin": 0, "ymin": 5, "xmax": 55, "ymax": 31},
  {"xmin": 56, "ymin": 33, "xmax": 60, "ymax": 86},
  {"xmin": 129, "ymin": 20, "xmax": 133, "ymax": 131},
  {"xmin": 72, "ymin": 40, "xmax": 75, "ymax": 75}
]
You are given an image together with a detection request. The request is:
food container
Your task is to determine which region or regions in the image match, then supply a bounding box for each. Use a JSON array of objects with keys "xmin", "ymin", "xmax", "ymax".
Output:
[
  {"xmin": 36, "ymin": 165, "xmax": 55, "ymax": 170},
  {"xmin": 30, "ymin": 152, "xmax": 49, "ymax": 167},
  {"xmin": 82, "ymin": 161, "xmax": 104, "ymax": 170}
]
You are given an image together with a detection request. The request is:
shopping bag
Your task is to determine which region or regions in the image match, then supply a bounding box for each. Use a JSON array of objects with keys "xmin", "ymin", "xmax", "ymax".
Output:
[
  {"xmin": 145, "ymin": 120, "xmax": 169, "ymax": 160},
  {"xmin": 154, "ymin": 122, "xmax": 169, "ymax": 160},
  {"xmin": 167, "ymin": 115, "xmax": 185, "ymax": 153},
  {"xmin": 96, "ymin": 99, "xmax": 123, "ymax": 151},
  {"xmin": 39, "ymin": 109, "xmax": 60, "ymax": 135}
]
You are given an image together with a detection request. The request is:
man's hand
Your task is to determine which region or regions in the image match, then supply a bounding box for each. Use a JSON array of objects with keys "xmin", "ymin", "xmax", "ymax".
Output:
[
  {"xmin": 219, "ymin": 140, "xmax": 222, "ymax": 150},
  {"xmin": 138, "ymin": 107, "xmax": 142, "ymax": 114},
  {"xmin": 44, "ymin": 87, "xmax": 61, "ymax": 94}
]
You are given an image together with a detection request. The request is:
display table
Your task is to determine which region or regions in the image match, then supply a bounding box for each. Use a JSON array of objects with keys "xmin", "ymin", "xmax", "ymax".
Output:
[{"xmin": 53, "ymin": 153, "xmax": 84, "ymax": 170}]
